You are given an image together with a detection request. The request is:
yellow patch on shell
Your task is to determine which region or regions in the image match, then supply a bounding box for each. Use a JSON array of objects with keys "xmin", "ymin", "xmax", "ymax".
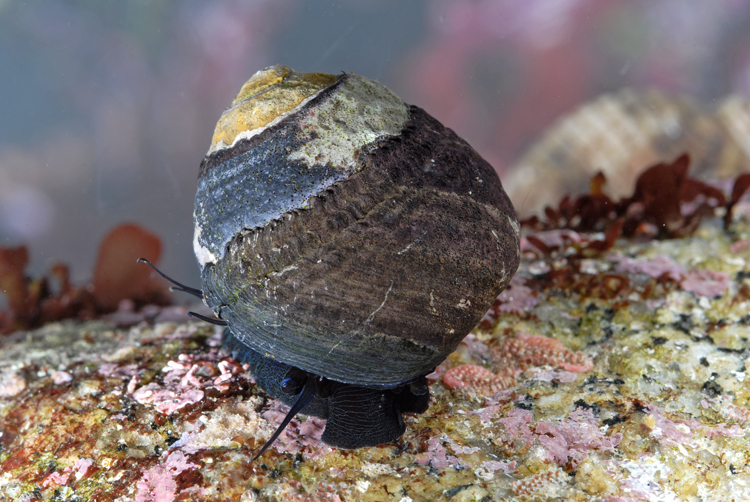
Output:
[{"xmin": 209, "ymin": 65, "xmax": 338, "ymax": 153}]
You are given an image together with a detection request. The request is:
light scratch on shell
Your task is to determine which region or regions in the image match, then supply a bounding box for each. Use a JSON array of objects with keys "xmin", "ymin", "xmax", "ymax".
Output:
[
  {"xmin": 364, "ymin": 280, "xmax": 394, "ymax": 324},
  {"xmin": 327, "ymin": 281, "xmax": 394, "ymax": 356},
  {"xmin": 397, "ymin": 242, "xmax": 416, "ymax": 255}
]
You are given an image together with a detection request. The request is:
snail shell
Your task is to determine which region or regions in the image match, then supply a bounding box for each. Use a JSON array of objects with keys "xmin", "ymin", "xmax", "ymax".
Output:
[
  {"xmin": 194, "ymin": 65, "xmax": 520, "ymax": 449},
  {"xmin": 504, "ymin": 89, "xmax": 750, "ymax": 217}
]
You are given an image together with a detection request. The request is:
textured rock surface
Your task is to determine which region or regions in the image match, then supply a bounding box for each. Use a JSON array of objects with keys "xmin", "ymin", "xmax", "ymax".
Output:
[{"xmin": 2, "ymin": 212, "xmax": 750, "ymax": 500}]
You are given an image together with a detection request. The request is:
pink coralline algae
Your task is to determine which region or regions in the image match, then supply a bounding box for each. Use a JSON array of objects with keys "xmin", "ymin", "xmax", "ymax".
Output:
[
  {"xmin": 679, "ymin": 269, "xmax": 730, "ymax": 298},
  {"xmin": 50, "ymin": 371, "xmax": 73, "ymax": 384},
  {"xmin": 442, "ymin": 364, "xmax": 516, "ymax": 396},
  {"xmin": 132, "ymin": 384, "xmax": 204, "ymax": 415},
  {"xmin": 497, "ymin": 408, "xmax": 536, "ymax": 447},
  {"xmin": 730, "ymin": 239, "xmax": 750, "ymax": 253},
  {"xmin": 611, "ymin": 253, "xmax": 730, "ymax": 298},
  {"xmin": 425, "ymin": 361, "xmax": 448, "ymax": 381},
  {"xmin": 134, "ymin": 450, "xmax": 200, "ymax": 502},
  {"xmin": 42, "ymin": 471, "xmax": 71, "ymax": 488},
  {"xmin": 458, "ymin": 333, "xmax": 492, "ymax": 362},
  {"xmin": 521, "ymin": 229, "xmax": 583, "ymax": 252},
  {"xmin": 493, "ymin": 277, "xmax": 539, "ymax": 314},
  {"xmin": 130, "ymin": 352, "xmax": 243, "ymax": 415},
  {"xmin": 644, "ymin": 405, "xmax": 692, "ymax": 447},
  {"xmin": 415, "ymin": 436, "xmax": 459, "ymax": 470},
  {"xmin": 41, "ymin": 458, "xmax": 94, "ymax": 488},
  {"xmin": 492, "ymin": 333, "xmax": 593, "ymax": 373},
  {"xmin": 499, "ymin": 408, "xmax": 621, "ymax": 468},
  {"xmin": 702, "ymin": 423, "xmax": 744, "ymax": 439},
  {"xmin": 72, "ymin": 458, "xmax": 93, "ymax": 479},
  {"xmin": 646, "ymin": 405, "xmax": 743, "ymax": 446},
  {"xmin": 0, "ymin": 370, "xmax": 26, "ymax": 397},
  {"xmin": 415, "ymin": 435, "xmax": 516, "ymax": 473},
  {"xmin": 268, "ymin": 479, "xmax": 343, "ymax": 502},
  {"xmin": 260, "ymin": 399, "xmax": 332, "ymax": 459},
  {"xmin": 474, "ymin": 404, "xmax": 504, "ymax": 423},
  {"xmin": 536, "ymin": 408, "xmax": 621, "ymax": 467},
  {"xmin": 444, "ymin": 435, "xmax": 481, "ymax": 455},
  {"xmin": 478, "ymin": 460, "xmax": 517, "ymax": 475},
  {"xmin": 719, "ymin": 400, "xmax": 750, "ymax": 425},
  {"xmin": 611, "ymin": 254, "xmax": 685, "ymax": 281},
  {"xmin": 481, "ymin": 277, "xmax": 539, "ymax": 327},
  {"xmin": 98, "ymin": 362, "xmax": 139, "ymax": 379}
]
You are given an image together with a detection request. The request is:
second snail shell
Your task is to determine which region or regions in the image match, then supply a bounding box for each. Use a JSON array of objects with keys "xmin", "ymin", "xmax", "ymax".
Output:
[{"xmin": 504, "ymin": 88, "xmax": 750, "ymax": 216}]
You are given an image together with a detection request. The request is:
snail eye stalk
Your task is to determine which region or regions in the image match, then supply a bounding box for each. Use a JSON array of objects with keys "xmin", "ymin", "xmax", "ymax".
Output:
[{"xmin": 136, "ymin": 258, "xmax": 204, "ymax": 299}]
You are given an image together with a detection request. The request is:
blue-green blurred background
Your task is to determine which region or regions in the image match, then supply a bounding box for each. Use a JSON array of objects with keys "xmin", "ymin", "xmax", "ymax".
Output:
[{"xmin": 1, "ymin": 0, "xmax": 749, "ymax": 293}]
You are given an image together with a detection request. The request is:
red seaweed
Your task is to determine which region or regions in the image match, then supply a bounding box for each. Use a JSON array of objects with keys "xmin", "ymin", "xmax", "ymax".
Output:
[
  {"xmin": 0, "ymin": 246, "xmax": 32, "ymax": 327},
  {"xmin": 522, "ymin": 154, "xmax": 734, "ymax": 242},
  {"xmin": 725, "ymin": 172, "xmax": 750, "ymax": 226},
  {"xmin": 92, "ymin": 223, "xmax": 169, "ymax": 311},
  {"xmin": 0, "ymin": 223, "xmax": 170, "ymax": 334}
]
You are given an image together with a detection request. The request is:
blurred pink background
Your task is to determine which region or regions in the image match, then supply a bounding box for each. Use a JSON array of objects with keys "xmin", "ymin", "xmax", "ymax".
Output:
[{"xmin": 1, "ymin": 0, "xmax": 749, "ymax": 294}]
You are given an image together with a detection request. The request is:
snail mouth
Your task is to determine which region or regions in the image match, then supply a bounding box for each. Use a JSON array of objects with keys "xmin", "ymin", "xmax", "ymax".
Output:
[{"xmin": 223, "ymin": 330, "xmax": 430, "ymax": 457}]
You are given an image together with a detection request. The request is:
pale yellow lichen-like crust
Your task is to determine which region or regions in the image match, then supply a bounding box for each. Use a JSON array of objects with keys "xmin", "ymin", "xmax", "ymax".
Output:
[
  {"xmin": 287, "ymin": 74, "xmax": 409, "ymax": 171},
  {"xmin": 209, "ymin": 65, "xmax": 338, "ymax": 154}
]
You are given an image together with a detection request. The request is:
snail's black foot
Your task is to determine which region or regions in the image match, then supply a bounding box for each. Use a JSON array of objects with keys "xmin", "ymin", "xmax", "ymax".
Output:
[
  {"xmin": 223, "ymin": 329, "xmax": 431, "ymax": 452},
  {"xmin": 321, "ymin": 378, "xmax": 429, "ymax": 448}
]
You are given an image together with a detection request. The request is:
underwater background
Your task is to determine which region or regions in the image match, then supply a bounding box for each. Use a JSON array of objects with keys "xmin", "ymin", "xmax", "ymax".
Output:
[{"xmin": 1, "ymin": 0, "xmax": 750, "ymax": 292}]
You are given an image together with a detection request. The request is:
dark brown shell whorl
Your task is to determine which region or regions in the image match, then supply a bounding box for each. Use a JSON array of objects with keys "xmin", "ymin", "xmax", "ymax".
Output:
[{"xmin": 193, "ymin": 65, "xmax": 519, "ymax": 450}]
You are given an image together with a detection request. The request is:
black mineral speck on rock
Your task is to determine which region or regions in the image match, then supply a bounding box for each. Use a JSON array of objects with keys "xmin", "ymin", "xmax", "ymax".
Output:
[
  {"xmin": 701, "ymin": 379, "xmax": 723, "ymax": 398},
  {"xmin": 602, "ymin": 413, "xmax": 626, "ymax": 426},
  {"xmin": 574, "ymin": 399, "xmax": 601, "ymax": 416}
]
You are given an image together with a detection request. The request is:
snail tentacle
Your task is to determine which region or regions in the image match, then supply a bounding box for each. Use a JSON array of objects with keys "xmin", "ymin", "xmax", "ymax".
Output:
[
  {"xmin": 187, "ymin": 311, "xmax": 228, "ymax": 326},
  {"xmin": 136, "ymin": 258, "xmax": 204, "ymax": 298},
  {"xmin": 169, "ymin": 286, "xmax": 203, "ymax": 297},
  {"xmin": 253, "ymin": 376, "xmax": 317, "ymax": 460}
]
